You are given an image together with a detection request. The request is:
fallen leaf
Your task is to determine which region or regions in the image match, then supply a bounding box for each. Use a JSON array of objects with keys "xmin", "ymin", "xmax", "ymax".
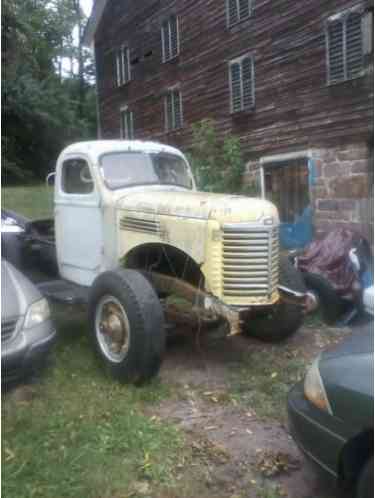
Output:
[
  {"xmin": 5, "ymin": 447, "xmax": 15, "ymax": 461},
  {"xmin": 132, "ymin": 481, "xmax": 150, "ymax": 495}
]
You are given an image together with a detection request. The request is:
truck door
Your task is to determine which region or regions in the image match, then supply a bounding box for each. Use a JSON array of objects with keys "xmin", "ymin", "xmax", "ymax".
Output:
[{"xmin": 55, "ymin": 155, "xmax": 103, "ymax": 286}]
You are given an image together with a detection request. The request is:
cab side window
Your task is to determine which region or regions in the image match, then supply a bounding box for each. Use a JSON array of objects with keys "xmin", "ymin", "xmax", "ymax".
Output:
[{"xmin": 62, "ymin": 159, "xmax": 94, "ymax": 194}]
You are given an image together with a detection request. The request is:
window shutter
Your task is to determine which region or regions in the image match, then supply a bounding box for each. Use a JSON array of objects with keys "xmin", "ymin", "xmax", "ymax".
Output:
[
  {"xmin": 170, "ymin": 16, "xmax": 179, "ymax": 58},
  {"xmin": 242, "ymin": 57, "xmax": 254, "ymax": 108},
  {"xmin": 228, "ymin": 0, "xmax": 238, "ymax": 26},
  {"xmin": 230, "ymin": 62, "xmax": 242, "ymax": 112},
  {"xmin": 239, "ymin": 0, "xmax": 250, "ymax": 20},
  {"xmin": 116, "ymin": 51, "xmax": 121, "ymax": 87},
  {"xmin": 328, "ymin": 21, "xmax": 344, "ymax": 83},
  {"xmin": 165, "ymin": 93, "xmax": 173, "ymax": 130},
  {"xmin": 127, "ymin": 111, "xmax": 134, "ymax": 139},
  {"xmin": 174, "ymin": 91, "xmax": 182, "ymax": 128},
  {"xmin": 346, "ymin": 13, "xmax": 363, "ymax": 78},
  {"xmin": 121, "ymin": 110, "xmax": 134, "ymax": 139},
  {"xmin": 161, "ymin": 21, "xmax": 170, "ymax": 62},
  {"xmin": 122, "ymin": 48, "xmax": 130, "ymax": 83}
]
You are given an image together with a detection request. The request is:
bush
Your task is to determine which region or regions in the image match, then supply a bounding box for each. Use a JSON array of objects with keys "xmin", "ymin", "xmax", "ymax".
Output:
[{"xmin": 188, "ymin": 119, "xmax": 245, "ymax": 194}]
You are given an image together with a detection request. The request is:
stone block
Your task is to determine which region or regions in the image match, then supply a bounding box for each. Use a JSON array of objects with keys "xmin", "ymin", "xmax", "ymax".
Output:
[
  {"xmin": 330, "ymin": 175, "xmax": 369, "ymax": 199},
  {"xmin": 337, "ymin": 199, "xmax": 356, "ymax": 211},
  {"xmin": 323, "ymin": 162, "xmax": 343, "ymax": 178},
  {"xmin": 318, "ymin": 199, "xmax": 338, "ymax": 210},
  {"xmin": 336, "ymin": 146, "xmax": 369, "ymax": 161},
  {"xmin": 350, "ymin": 160, "xmax": 370, "ymax": 174}
]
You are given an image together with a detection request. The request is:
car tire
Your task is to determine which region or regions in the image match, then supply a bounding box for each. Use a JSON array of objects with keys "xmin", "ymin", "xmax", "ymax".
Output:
[
  {"xmin": 302, "ymin": 272, "xmax": 343, "ymax": 324},
  {"xmin": 88, "ymin": 269, "xmax": 166, "ymax": 384},
  {"xmin": 357, "ymin": 457, "xmax": 374, "ymax": 498},
  {"xmin": 242, "ymin": 255, "xmax": 305, "ymax": 342}
]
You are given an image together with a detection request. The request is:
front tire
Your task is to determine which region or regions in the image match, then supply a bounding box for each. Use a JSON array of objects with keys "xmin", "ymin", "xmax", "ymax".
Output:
[
  {"xmin": 357, "ymin": 457, "xmax": 374, "ymax": 498},
  {"xmin": 88, "ymin": 269, "xmax": 166, "ymax": 384},
  {"xmin": 243, "ymin": 255, "xmax": 306, "ymax": 342}
]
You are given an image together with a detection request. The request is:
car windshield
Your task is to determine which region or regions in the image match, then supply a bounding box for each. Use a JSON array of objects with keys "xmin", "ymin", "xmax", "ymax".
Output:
[{"xmin": 99, "ymin": 152, "xmax": 192, "ymax": 190}]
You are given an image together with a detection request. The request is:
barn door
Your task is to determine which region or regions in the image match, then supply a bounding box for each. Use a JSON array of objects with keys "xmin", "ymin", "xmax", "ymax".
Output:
[{"xmin": 263, "ymin": 158, "xmax": 313, "ymax": 249}]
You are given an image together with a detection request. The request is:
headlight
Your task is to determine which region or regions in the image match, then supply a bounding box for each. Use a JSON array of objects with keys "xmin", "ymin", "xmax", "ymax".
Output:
[
  {"xmin": 24, "ymin": 299, "xmax": 50, "ymax": 329},
  {"xmin": 304, "ymin": 357, "xmax": 332, "ymax": 415}
]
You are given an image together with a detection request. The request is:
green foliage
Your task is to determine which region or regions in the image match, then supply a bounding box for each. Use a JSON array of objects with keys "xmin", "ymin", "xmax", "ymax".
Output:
[
  {"xmin": 2, "ymin": 0, "xmax": 97, "ymax": 184},
  {"xmin": 189, "ymin": 119, "xmax": 245, "ymax": 194}
]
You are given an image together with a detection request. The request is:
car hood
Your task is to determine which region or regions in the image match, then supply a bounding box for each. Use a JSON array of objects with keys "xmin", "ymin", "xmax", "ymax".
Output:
[
  {"xmin": 1, "ymin": 260, "xmax": 41, "ymax": 320},
  {"xmin": 319, "ymin": 325, "xmax": 374, "ymax": 430},
  {"xmin": 116, "ymin": 190, "xmax": 279, "ymax": 224}
]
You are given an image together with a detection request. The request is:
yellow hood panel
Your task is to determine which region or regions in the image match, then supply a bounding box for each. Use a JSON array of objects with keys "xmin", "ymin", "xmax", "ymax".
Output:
[{"xmin": 116, "ymin": 190, "xmax": 278, "ymax": 224}]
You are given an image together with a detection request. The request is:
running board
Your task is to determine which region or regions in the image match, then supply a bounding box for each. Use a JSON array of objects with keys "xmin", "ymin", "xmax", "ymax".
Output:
[{"xmin": 37, "ymin": 279, "xmax": 89, "ymax": 305}]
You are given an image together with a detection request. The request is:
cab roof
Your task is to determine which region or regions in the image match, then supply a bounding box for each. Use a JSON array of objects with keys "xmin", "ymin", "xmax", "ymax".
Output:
[{"xmin": 60, "ymin": 140, "xmax": 186, "ymax": 162}]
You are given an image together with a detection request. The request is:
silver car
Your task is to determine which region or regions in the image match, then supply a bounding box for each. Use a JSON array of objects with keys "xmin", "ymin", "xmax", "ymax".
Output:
[{"xmin": 2, "ymin": 260, "xmax": 56, "ymax": 382}]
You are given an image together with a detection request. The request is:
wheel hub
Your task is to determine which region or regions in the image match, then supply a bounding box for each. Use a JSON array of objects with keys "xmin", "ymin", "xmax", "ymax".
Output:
[{"xmin": 96, "ymin": 296, "xmax": 131, "ymax": 362}]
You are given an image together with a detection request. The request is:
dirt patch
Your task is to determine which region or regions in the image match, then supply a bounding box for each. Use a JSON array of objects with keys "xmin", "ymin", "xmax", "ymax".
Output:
[{"xmin": 150, "ymin": 322, "xmax": 351, "ymax": 498}]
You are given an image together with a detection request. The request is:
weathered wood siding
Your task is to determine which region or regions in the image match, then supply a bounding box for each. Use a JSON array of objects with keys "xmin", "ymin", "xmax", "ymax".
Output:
[{"xmin": 94, "ymin": 0, "xmax": 373, "ymax": 158}]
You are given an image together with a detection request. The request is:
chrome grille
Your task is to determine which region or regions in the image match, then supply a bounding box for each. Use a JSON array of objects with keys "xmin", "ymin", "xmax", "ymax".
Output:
[
  {"xmin": 120, "ymin": 216, "xmax": 160, "ymax": 235},
  {"xmin": 2, "ymin": 318, "xmax": 18, "ymax": 343},
  {"xmin": 222, "ymin": 224, "xmax": 279, "ymax": 297}
]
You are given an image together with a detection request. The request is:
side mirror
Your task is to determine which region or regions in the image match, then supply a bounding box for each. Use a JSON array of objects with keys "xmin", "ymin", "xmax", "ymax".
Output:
[{"xmin": 46, "ymin": 172, "xmax": 56, "ymax": 187}]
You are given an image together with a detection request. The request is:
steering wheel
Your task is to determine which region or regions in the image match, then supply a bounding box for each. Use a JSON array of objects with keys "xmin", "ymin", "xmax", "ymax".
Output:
[{"xmin": 80, "ymin": 165, "xmax": 93, "ymax": 184}]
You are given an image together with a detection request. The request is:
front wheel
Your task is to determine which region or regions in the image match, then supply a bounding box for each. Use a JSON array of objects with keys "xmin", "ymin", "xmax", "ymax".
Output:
[
  {"xmin": 242, "ymin": 255, "xmax": 306, "ymax": 342},
  {"xmin": 357, "ymin": 457, "xmax": 374, "ymax": 498},
  {"xmin": 88, "ymin": 269, "xmax": 166, "ymax": 384}
]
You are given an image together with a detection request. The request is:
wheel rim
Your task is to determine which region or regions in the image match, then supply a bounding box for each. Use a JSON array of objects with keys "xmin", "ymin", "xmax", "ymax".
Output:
[{"xmin": 95, "ymin": 295, "xmax": 131, "ymax": 363}]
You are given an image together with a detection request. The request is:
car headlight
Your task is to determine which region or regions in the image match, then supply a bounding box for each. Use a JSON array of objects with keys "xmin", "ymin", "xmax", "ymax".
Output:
[
  {"xmin": 24, "ymin": 298, "xmax": 50, "ymax": 329},
  {"xmin": 304, "ymin": 357, "xmax": 333, "ymax": 415}
]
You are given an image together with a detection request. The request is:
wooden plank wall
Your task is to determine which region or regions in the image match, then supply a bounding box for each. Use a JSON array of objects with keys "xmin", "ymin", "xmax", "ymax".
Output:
[{"xmin": 94, "ymin": 0, "xmax": 373, "ymax": 159}]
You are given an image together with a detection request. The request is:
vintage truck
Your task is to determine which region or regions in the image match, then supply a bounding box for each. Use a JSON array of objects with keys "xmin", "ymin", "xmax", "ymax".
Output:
[{"xmin": 16, "ymin": 140, "xmax": 308, "ymax": 383}]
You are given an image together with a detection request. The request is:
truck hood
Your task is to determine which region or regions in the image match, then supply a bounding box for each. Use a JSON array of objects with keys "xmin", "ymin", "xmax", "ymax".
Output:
[{"xmin": 116, "ymin": 190, "xmax": 279, "ymax": 224}]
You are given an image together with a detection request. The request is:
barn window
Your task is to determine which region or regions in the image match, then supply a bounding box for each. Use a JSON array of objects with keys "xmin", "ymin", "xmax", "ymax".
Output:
[
  {"xmin": 326, "ymin": 9, "xmax": 371, "ymax": 84},
  {"xmin": 229, "ymin": 55, "xmax": 255, "ymax": 113},
  {"xmin": 161, "ymin": 15, "xmax": 179, "ymax": 62},
  {"xmin": 164, "ymin": 89, "xmax": 183, "ymax": 131},
  {"xmin": 120, "ymin": 108, "xmax": 134, "ymax": 139},
  {"xmin": 227, "ymin": 0, "xmax": 252, "ymax": 26},
  {"xmin": 115, "ymin": 46, "xmax": 131, "ymax": 87}
]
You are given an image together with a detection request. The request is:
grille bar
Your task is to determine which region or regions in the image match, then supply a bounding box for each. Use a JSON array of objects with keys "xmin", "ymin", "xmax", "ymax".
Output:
[{"xmin": 222, "ymin": 224, "xmax": 279, "ymax": 298}]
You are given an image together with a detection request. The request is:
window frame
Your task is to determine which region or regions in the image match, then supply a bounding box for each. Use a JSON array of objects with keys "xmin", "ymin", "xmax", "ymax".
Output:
[
  {"xmin": 325, "ymin": 6, "xmax": 367, "ymax": 85},
  {"xmin": 115, "ymin": 45, "xmax": 131, "ymax": 87},
  {"xmin": 120, "ymin": 106, "xmax": 134, "ymax": 140},
  {"xmin": 164, "ymin": 88, "xmax": 183, "ymax": 132},
  {"xmin": 226, "ymin": 0, "xmax": 253, "ymax": 27},
  {"xmin": 61, "ymin": 157, "xmax": 95, "ymax": 196},
  {"xmin": 229, "ymin": 53, "xmax": 255, "ymax": 114},
  {"xmin": 161, "ymin": 15, "xmax": 180, "ymax": 63}
]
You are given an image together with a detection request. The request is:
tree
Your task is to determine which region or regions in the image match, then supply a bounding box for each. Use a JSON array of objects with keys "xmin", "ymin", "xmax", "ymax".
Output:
[
  {"xmin": 2, "ymin": 0, "xmax": 97, "ymax": 184},
  {"xmin": 189, "ymin": 119, "xmax": 245, "ymax": 194}
]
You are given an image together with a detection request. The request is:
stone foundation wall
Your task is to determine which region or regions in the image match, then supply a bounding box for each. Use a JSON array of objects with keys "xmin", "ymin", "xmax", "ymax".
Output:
[
  {"xmin": 244, "ymin": 142, "xmax": 373, "ymax": 243},
  {"xmin": 311, "ymin": 143, "xmax": 372, "ymax": 240}
]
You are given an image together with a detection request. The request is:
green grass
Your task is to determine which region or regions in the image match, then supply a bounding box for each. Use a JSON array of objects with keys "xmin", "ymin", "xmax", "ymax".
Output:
[
  {"xmin": 2, "ymin": 312, "xmax": 199, "ymax": 498},
  {"xmin": 228, "ymin": 346, "xmax": 307, "ymax": 422},
  {"xmin": 2, "ymin": 184, "xmax": 54, "ymax": 219}
]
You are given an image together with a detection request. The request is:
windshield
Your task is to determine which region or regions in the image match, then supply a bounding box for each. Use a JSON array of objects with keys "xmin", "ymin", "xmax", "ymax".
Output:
[{"xmin": 99, "ymin": 152, "xmax": 192, "ymax": 190}]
